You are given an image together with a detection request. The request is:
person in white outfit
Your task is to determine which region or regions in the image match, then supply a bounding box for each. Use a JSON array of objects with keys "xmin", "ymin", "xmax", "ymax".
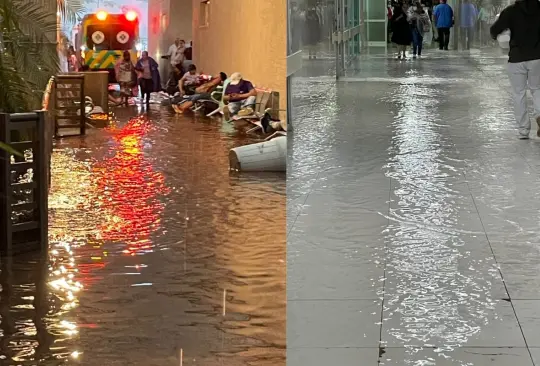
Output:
[{"xmin": 491, "ymin": 0, "xmax": 540, "ymax": 139}]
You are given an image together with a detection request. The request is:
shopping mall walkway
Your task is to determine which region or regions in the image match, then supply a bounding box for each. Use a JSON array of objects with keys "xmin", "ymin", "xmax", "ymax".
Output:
[
  {"xmin": 2, "ymin": 108, "xmax": 285, "ymax": 365},
  {"xmin": 288, "ymin": 49, "xmax": 540, "ymax": 365}
]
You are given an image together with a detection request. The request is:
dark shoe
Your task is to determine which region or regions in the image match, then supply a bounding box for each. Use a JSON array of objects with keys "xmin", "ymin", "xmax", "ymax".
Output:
[
  {"xmin": 518, "ymin": 134, "xmax": 530, "ymax": 140},
  {"xmin": 536, "ymin": 117, "xmax": 540, "ymax": 137},
  {"xmin": 260, "ymin": 111, "xmax": 272, "ymax": 133}
]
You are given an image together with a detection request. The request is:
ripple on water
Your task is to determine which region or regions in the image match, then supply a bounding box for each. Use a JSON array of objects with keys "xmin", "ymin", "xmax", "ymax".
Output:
[
  {"xmin": 1, "ymin": 109, "xmax": 285, "ymax": 365},
  {"xmin": 381, "ymin": 82, "xmax": 502, "ymax": 362}
]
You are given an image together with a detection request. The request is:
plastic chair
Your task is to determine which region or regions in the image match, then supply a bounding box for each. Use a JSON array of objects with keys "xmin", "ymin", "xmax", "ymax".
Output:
[{"xmin": 206, "ymin": 78, "xmax": 230, "ymax": 117}]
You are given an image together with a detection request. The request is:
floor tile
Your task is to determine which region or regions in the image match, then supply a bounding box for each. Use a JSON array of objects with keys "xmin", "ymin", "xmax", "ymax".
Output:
[
  {"xmin": 288, "ymin": 300, "xmax": 381, "ymax": 348},
  {"xmin": 290, "ymin": 211, "xmax": 389, "ymax": 240},
  {"xmin": 530, "ymin": 348, "xmax": 540, "ymax": 366},
  {"xmin": 301, "ymin": 190, "xmax": 390, "ymax": 215},
  {"xmin": 381, "ymin": 301, "xmax": 525, "ymax": 347},
  {"xmin": 380, "ymin": 347, "xmax": 533, "ymax": 365},
  {"xmin": 490, "ymin": 238, "xmax": 540, "ymax": 264},
  {"xmin": 287, "ymin": 347, "xmax": 379, "ymax": 366},
  {"xmin": 513, "ymin": 300, "xmax": 540, "ymax": 347},
  {"xmin": 500, "ymin": 263, "xmax": 540, "ymax": 300},
  {"xmin": 288, "ymin": 259, "xmax": 383, "ymax": 300}
]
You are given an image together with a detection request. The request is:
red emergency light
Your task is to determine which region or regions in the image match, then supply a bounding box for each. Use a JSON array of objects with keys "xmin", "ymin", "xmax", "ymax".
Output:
[
  {"xmin": 96, "ymin": 11, "xmax": 108, "ymax": 21},
  {"xmin": 125, "ymin": 10, "xmax": 137, "ymax": 21}
]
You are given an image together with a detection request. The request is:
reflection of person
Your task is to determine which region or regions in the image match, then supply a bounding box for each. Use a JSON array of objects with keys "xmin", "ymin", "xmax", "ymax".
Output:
[
  {"xmin": 477, "ymin": 3, "xmax": 490, "ymax": 45},
  {"xmin": 135, "ymin": 51, "xmax": 161, "ymax": 105},
  {"xmin": 303, "ymin": 6, "xmax": 321, "ymax": 59},
  {"xmin": 460, "ymin": 0, "xmax": 478, "ymax": 50},
  {"xmin": 490, "ymin": 0, "xmax": 540, "ymax": 139}
]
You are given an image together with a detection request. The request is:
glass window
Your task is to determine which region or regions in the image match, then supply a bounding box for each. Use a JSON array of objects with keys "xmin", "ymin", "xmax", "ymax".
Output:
[
  {"xmin": 367, "ymin": 0, "xmax": 386, "ymax": 19},
  {"xmin": 367, "ymin": 22, "xmax": 386, "ymax": 42}
]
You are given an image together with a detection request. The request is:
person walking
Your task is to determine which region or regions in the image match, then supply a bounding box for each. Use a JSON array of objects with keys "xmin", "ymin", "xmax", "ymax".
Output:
[
  {"xmin": 433, "ymin": 0, "xmax": 453, "ymax": 50},
  {"xmin": 491, "ymin": 0, "xmax": 540, "ymax": 139},
  {"xmin": 115, "ymin": 51, "xmax": 136, "ymax": 106},
  {"xmin": 410, "ymin": 3, "xmax": 431, "ymax": 58},
  {"xmin": 460, "ymin": 0, "xmax": 478, "ymax": 50},
  {"xmin": 391, "ymin": 3, "xmax": 413, "ymax": 59},
  {"xmin": 135, "ymin": 51, "xmax": 161, "ymax": 106},
  {"xmin": 477, "ymin": 2, "xmax": 490, "ymax": 46},
  {"xmin": 303, "ymin": 5, "xmax": 321, "ymax": 59}
]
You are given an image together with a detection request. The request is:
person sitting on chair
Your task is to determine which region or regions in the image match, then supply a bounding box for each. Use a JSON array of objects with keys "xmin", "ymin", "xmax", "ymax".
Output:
[
  {"xmin": 179, "ymin": 64, "xmax": 201, "ymax": 96},
  {"xmin": 223, "ymin": 72, "xmax": 257, "ymax": 120},
  {"xmin": 173, "ymin": 72, "xmax": 227, "ymax": 113}
]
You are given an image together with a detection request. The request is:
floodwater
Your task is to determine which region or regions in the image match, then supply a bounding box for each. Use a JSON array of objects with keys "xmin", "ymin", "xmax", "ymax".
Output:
[
  {"xmin": 1, "ymin": 107, "xmax": 286, "ymax": 365},
  {"xmin": 288, "ymin": 49, "xmax": 540, "ymax": 365}
]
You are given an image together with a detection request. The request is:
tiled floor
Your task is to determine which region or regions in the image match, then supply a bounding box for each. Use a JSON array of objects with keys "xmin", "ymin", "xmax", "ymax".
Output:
[{"xmin": 287, "ymin": 49, "xmax": 540, "ymax": 365}]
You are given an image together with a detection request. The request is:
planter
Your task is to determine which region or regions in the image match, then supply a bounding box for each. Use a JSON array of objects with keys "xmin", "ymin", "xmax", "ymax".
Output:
[{"xmin": 0, "ymin": 112, "xmax": 50, "ymax": 255}]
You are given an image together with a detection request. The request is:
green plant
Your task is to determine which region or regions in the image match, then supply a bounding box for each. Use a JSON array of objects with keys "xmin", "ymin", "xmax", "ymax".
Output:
[{"xmin": 0, "ymin": 0, "xmax": 83, "ymax": 113}]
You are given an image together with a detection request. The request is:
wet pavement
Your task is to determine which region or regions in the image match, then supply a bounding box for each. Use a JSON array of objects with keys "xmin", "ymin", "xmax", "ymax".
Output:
[
  {"xmin": 2, "ymin": 107, "xmax": 285, "ymax": 365},
  {"xmin": 288, "ymin": 49, "xmax": 540, "ymax": 365}
]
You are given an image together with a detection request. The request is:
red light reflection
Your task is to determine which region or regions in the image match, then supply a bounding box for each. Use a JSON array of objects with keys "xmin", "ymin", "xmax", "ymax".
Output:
[{"xmin": 92, "ymin": 116, "xmax": 169, "ymax": 254}]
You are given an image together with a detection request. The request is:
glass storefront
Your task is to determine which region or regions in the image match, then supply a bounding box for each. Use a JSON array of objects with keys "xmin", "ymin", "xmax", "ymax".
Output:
[
  {"xmin": 286, "ymin": 0, "xmax": 388, "ymax": 77},
  {"xmin": 286, "ymin": 0, "xmax": 388, "ymax": 122}
]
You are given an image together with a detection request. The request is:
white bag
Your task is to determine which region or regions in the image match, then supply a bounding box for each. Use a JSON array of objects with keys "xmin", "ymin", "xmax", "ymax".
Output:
[{"xmin": 497, "ymin": 30, "xmax": 510, "ymax": 50}]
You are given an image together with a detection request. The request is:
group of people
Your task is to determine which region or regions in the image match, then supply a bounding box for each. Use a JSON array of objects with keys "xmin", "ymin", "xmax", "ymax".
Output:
[
  {"xmin": 112, "ymin": 38, "xmax": 195, "ymax": 106},
  {"xmin": 114, "ymin": 50, "xmax": 161, "ymax": 106},
  {"xmin": 170, "ymin": 70, "xmax": 257, "ymax": 119},
  {"xmin": 391, "ymin": 2, "xmax": 431, "ymax": 58},
  {"xmin": 390, "ymin": 0, "xmax": 490, "ymax": 58}
]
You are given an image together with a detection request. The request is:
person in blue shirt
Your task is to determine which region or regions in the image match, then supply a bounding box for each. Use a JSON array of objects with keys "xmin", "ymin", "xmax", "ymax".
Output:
[
  {"xmin": 433, "ymin": 0, "xmax": 454, "ymax": 50},
  {"xmin": 460, "ymin": 0, "xmax": 478, "ymax": 50}
]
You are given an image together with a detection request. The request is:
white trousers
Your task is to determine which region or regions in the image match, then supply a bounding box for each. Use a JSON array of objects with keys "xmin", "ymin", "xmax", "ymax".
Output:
[{"xmin": 507, "ymin": 59, "xmax": 540, "ymax": 136}]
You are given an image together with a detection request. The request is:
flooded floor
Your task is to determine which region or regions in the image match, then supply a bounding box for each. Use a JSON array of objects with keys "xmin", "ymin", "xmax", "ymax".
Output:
[
  {"xmin": 2, "ymin": 107, "xmax": 285, "ymax": 365},
  {"xmin": 288, "ymin": 49, "xmax": 540, "ymax": 365}
]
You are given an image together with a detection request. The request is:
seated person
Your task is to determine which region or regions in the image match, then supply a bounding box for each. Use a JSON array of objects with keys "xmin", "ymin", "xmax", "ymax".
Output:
[
  {"xmin": 164, "ymin": 64, "xmax": 183, "ymax": 95},
  {"xmin": 179, "ymin": 64, "xmax": 200, "ymax": 96},
  {"xmin": 223, "ymin": 72, "xmax": 257, "ymax": 120},
  {"xmin": 173, "ymin": 72, "xmax": 227, "ymax": 113}
]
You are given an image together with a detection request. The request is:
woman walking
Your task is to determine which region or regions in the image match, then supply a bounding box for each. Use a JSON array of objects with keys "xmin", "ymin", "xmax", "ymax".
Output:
[
  {"xmin": 410, "ymin": 3, "xmax": 431, "ymax": 58},
  {"xmin": 391, "ymin": 4, "xmax": 413, "ymax": 59},
  {"xmin": 115, "ymin": 51, "xmax": 136, "ymax": 106},
  {"xmin": 135, "ymin": 51, "xmax": 161, "ymax": 106},
  {"xmin": 303, "ymin": 5, "xmax": 321, "ymax": 59}
]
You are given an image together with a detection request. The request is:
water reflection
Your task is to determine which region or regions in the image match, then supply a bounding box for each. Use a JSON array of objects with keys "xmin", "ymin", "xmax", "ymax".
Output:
[
  {"xmin": 1, "ymin": 110, "xmax": 285, "ymax": 365},
  {"xmin": 381, "ymin": 71, "xmax": 501, "ymax": 362}
]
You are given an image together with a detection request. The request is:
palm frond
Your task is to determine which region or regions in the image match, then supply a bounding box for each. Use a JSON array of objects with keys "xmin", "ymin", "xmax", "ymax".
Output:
[
  {"xmin": 57, "ymin": 0, "xmax": 85, "ymax": 26},
  {"xmin": 0, "ymin": 0, "xmax": 60, "ymax": 113}
]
